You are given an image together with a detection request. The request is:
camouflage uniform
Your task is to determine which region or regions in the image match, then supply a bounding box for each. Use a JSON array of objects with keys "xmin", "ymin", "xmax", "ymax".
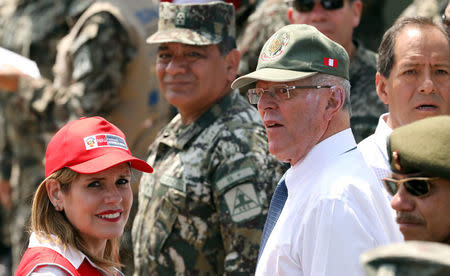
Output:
[
  {"xmin": 133, "ymin": 91, "xmax": 286, "ymax": 275},
  {"xmin": 398, "ymin": 0, "xmax": 448, "ymax": 23},
  {"xmin": 0, "ymin": 0, "xmax": 93, "ymax": 271},
  {"xmin": 132, "ymin": 2, "xmax": 287, "ymax": 274},
  {"xmin": 0, "ymin": 0, "xmax": 170, "ymax": 273},
  {"xmin": 361, "ymin": 241, "xmax": 450, "ymax": 276},
  {"xmin": 236, "ymin": 0, "xmax": 289, "ymax": 80},
  {"xmin": 349, "ymin": 42, "xmax": 387, "ymax": 142},
  {"xmin": 237, "ymin": 1, "xmax": 385, "ymax": 142}
]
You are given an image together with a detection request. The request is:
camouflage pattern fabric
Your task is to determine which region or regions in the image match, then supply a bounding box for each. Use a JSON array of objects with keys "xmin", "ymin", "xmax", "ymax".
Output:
[
  {"xmin": 0, "ymin": 0, "xmax": 93, "ymax": 271},
  {"xmin": 0, "ymin": 0, "xmax": 93, "ymax": 80},
  {"xmin": 349, "ymin": 42, "xmax": 387, "ymax": 142},
  {"xmin": 232, "ymin": 0, "xmax": 263, "ymax": 38},
  {"xmin": 398, "ymin": 0, "xmax": 448, "ymax": 23},
  {"xmin": 132, "ymin": 91, "xmax": 288, "ymax": 276},
  {"xmin": 235, "ymin": 0, "xmax": 289, "ymax": 101},
  {"xmin": 25, "ymin": 11, "xmax": 135, "ymax": 129},
  {"xmin": 147, "ymin": 1, "xmax": 235, "ymax": 45},
  {"xmin": 237, "ymin": 0, "xmax": 289, "ymax": 78}
]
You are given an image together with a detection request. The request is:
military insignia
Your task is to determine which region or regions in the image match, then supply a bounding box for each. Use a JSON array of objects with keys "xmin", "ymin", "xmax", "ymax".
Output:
[
  {"xmin": 260, "ymin": 32, "xmax": 290, "ymax": 62},
  {"xmin": 392, "ymin": 150, "xmax": 402, "ymax": 171},
  {"xmin": 175, "ymin": 12, "xmax": 185, "ymax": 26},
  {"xmin": 224, "ymin": 184, "xmax": 262, "ymax": 223},
  {"xmin": 216, "ymin": 167, "xmax": 254, "ymax": 192}
]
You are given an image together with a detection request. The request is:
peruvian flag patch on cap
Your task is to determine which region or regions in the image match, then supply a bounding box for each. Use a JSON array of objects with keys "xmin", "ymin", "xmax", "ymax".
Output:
[
  {"xmin": 323, "ymin": 57, "xmax": 338, "ymax": 68},
  {"xmin": 84, "ymin": 134, "xmax": 128, "ymax": 150}
]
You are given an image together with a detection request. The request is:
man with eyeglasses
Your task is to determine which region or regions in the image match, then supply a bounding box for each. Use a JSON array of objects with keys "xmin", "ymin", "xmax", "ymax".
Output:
[
  {"xmin": 231, "ymin": 24, "xmax": 402, "ymax": 276},
  {"xmin": 287, "ymin": 0, "xmax": 386, "ymax": 143},
  {"xmin": 358, "ymin": 17, "xmax": 450, "ymax": 194},
  {"xmin": 357, "ymin": 116, "xmax": 450, "ymax": 276},
  {"xmin": 382, "ymin": 115, "xmax": 450, "ymax": 243}
]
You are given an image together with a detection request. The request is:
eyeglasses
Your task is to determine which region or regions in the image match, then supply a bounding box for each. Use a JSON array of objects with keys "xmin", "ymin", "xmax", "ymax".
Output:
[
  {"xmin": 442, "ymin": 13, "xmax": 450, "ymax": 28},
  {"xmin": 247, "ymin": 85, "xmax": 332, "ymax": 104},
  {"xmin": 293, "ymin": 0, "xmax": 344, "ymax": 12},
  {"xmin": 382, "ymin": 177, "xmax": 438, "ymax": 197}
]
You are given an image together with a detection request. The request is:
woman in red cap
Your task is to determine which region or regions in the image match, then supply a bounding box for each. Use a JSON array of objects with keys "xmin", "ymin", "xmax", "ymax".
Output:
[{"xmin": 15, "ymin": 117, "xmax": 153, "ymax": 276}]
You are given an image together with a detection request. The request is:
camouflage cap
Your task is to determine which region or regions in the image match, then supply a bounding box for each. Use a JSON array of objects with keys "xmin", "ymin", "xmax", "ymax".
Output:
[
  {"xmin": 146, "ymin": 1, "xmax": 236, "ymax": 46},
  {"xmin": 387, "ymin": 115, "xmax": 450, "ymax": 179},
  {"xmin": 361, "ymin": 241, "xmax": 450, "ymax": 276},
  {"xmin": 231, "ymin": 24, "xmax": 349, "ymax": 89}
]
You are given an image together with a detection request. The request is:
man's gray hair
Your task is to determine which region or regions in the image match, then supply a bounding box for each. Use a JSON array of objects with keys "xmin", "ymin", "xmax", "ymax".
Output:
[{"xmin": 309, "ymin": 73, "xmax": 352, "ymax": 115}]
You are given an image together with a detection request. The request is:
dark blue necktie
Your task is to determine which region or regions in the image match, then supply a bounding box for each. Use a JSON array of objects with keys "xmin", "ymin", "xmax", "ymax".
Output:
[{"xmin": 258, "ymin": 178, "xmax": 288, "ymax": 260}]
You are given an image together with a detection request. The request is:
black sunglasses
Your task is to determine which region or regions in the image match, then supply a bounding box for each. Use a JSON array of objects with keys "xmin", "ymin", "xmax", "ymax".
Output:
[
  {"xmin": 293, "ymin": 0, "xmax": 344, "ymax": 12},
  {"xmin": 382, "ymin": 177, "xmax": 438, "ymax": 197}
]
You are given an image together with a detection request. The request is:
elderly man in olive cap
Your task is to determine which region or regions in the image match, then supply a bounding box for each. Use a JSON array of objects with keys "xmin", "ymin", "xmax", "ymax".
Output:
[
  {"xmin": 231, "ymin": 24, "xmax": 402, "ymax": 276},
  {"xmin": 131, "ymin": 1, "xmax": 287, "ymax": 275},
  {"xmin": 381, "ymin": 115, "xmax": 450, "ymax": 243}
]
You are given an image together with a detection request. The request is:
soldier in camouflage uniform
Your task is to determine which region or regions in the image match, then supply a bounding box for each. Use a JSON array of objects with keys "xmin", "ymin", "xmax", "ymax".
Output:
[
  {"xmin": 361, "ymin": 241, "xmax": 450, "ymax": 276},
  {"xmin": 287, "ymin": 0, "xmax": 386, "ymax": 142},
  {"xmin": 0, "ymin": 0, "xmax": 171, "ymax": 274},
  {"xmin": 132, "ymin": 2, "xmax": 287, "ymax": 275}
]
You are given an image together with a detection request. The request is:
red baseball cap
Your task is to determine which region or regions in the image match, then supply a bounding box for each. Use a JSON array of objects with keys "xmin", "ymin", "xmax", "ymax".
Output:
[{"xmin": 45, "ymin": 116, "xmax": 153, "ymax": 177}]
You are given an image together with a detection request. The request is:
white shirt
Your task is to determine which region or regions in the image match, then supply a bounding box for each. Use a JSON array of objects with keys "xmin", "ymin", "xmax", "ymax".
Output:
[
  {"xmin": 256, "ymin": 129, "xmax": 402, "ymax": 276},
  {"xmin": 27, "ymin": 232, "xmax": 122, "ymax": 276},
  {"xmin": 358, "ymin": 113, "xmax": 393, "ymax": 194}
]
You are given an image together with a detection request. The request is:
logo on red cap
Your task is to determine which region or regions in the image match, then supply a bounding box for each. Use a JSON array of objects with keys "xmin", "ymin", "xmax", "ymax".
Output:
[{"xmin": 84, "ymin": 134, "xmax": 128, "ymax": 151}]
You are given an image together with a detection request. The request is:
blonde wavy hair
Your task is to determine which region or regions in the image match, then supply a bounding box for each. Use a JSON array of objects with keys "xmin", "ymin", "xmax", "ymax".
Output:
[{"xmin": 31, "ymin": 167, "xmax": 121, "ymax": 275}]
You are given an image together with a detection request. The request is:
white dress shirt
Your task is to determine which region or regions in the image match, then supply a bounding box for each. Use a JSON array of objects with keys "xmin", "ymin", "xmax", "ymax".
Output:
[
  {"xmin": 358, "ymin": 113, "xmax": 393, "ymax": 195},
  {"xmin": 256, "ymin": 129, "xmax": 402, "ymax": 276}
]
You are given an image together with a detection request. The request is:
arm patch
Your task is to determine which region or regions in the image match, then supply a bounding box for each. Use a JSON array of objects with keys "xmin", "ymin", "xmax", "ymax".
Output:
[{"xmin": 216, "ymin": 167, "xmax": 255, "ymax": 193}]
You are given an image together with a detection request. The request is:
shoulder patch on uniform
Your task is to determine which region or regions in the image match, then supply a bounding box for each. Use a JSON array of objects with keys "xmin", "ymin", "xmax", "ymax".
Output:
[
  {"xmin": 216, "ymin": 167, "xmax": 255, "ymax": 192},
  {"xmin": 160, "ymin": 174, "xmax": 186, "ymax": 193},
  {"xmin": 224, "ymin": 184, "xmax": 262, "ymax": 223}
]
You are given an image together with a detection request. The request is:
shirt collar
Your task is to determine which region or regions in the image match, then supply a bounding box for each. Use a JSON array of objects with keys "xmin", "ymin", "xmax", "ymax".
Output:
[
  {"xmin": 285, "ymin": 128, "xmax": 356, "ymax": 193},
  {"xmin": 375, "ymin": 113, "xmax": 392, "ymax": 137},
  {"xmin": 374, "ymin": 113, "xmax": 392, "ymax": 157},
  {"xmin": 28, "ymin": 232, "xmax": 113, "ymax": 274}
]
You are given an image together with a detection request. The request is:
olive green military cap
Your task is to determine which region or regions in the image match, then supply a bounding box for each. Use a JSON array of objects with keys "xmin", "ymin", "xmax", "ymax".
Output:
[
  {"xmin": 361, "ymin": 241, "xmax": 450, "ymax": 276},
  {"xmin": 231, "ymin": 24, "xmax": 349, "ymax": 89},
  {"xmin": 387, "ymin": 115, "xmax": 450, "ymax": 179},
  {"xmin": 146, "ymin": 1, "xmax": 235, "ymax": 45}
]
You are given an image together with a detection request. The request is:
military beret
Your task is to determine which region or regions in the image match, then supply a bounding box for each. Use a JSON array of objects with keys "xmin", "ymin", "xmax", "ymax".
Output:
[
  {"xmin": 361, "ymin": 241, "xmax": 450, "ymax": 276},
  {"xmin": 387, "ymin": 115, "xmax": 450, "ymax": 179}
]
